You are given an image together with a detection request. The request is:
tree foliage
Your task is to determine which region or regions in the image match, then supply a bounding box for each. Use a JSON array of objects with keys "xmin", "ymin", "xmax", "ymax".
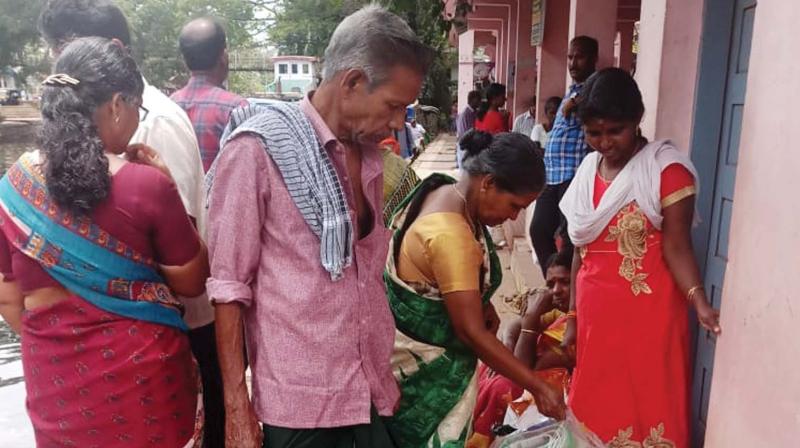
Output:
[
  {"xmin": 0, "ymin": 0, "xmax": 46, "ymax": 70},
  {"xmin": 117, "ymin": 0, "xmax": 259, "ymax": 89},
  {"xmin": 266, "ymin": 0, "xmax": 455, "ymax": 113},
  {"xmin": 1, "ymin": 0, "xmax": 260, "ymax": 91}
]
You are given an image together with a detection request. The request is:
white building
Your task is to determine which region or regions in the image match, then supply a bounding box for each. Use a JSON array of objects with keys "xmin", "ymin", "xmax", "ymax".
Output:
[{"xmin": 267, "ymin": 56, "xmax": 318, "ymax": 96}]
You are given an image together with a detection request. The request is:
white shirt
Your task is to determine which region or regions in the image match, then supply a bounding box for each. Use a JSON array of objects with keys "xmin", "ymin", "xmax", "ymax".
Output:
[
  {"xmin": 410, "ymin": 123, "xmax": 426, "ymax": 147},
  {"xmin": 530, "ymin": 123, "xmax": 550, "ymax": 148},
  {"xmin": 512, "ymin": 111, "xmax": 536, "ymax": 137},
  {"xmin": 130, "ymin": 78, "xmax": 213, "ymax": 329}
]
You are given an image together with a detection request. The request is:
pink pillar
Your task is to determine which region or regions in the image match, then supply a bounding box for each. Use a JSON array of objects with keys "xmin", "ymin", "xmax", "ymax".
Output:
[
  {"xmin": 535, "ymin": 0, "xmax": 570, "ymax": 122},
  {"xmin": 512, "ymin": 0, "xmax": 537, "ymax": 119},
  {"xmin": 471, "ymin": 1, "xmax": 514, "ymax": 85},
  {"xmin": 472, "ymin": 0, "xmax": 535, "ymax": 119},
  {"xmin": 635, "ymin": 0, "xmax": 702, "ymax": 151},
  {"xmin": 705, "ymin": 2, "xmax": 800, "ymax": 446},
  {"xmin": 472, "ymin": 0, "xmax": 518, "ymax": 95},
  {"xmin": 457, "ymin": 30, "xmax": 476, "ymax": 113},
  {"xmin": 569, "ymin": 0, "xmax": 620, "ymax": 70},
  {"xmin": 617, "ymin": 21, "xmax": 635, "ymax": 72}
]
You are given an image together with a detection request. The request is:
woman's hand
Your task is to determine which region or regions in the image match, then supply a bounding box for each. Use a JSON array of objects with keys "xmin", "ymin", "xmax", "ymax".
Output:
[
  {"xmin": 561, "ymin": 317, "xmax": 576, "ymax": 349},
  {"xmin": 125, "ymin": 144, "xmax": 173, "ymax": 180},
  {"xmin": 694, "ymin": 297, "xmax": 721, "ymax": 335},
  {"xmin": 530, "ymin": 382, "xmax": 566, "ymax": 421},
  {"xmin": 524, "ymin": 288, "xmax": 553, "ymax": 318}
]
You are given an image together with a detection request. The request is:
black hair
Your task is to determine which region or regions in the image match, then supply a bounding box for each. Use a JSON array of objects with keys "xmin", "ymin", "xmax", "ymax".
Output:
[
  {"xmin": 476, "ymin": 83, "xmax": 506, "ymax": 120},
  {"xmin": 545, "ymin": 247, "xmax": 573, "ymax": 271},
  {"xmin": 467, "ymin": 90, "xmax": 482, "ymax": 103},
  {"xmin": 178, "ymin": 18, "xmax": 227, "ymax": 71},
  {"xmin": 392, "ymin": 175, "xmax": 451, "ymax": 261},
  {"xmin": 392, "ymin": 130, "xmax": 545, "ymax": 262},
  {"xmin": 545, "ymin": 96, "xmax": 562, "ymax": 113},
  {"xmin": 38, "ymin": 0, "xmax": 131, "ymax": 50},
  {"xmin": 571, "ymin": 35, "xmax": 599, "ymax": 58},
  {"xmin": 39, "ymin": 37, "xmax": 144, "ymax": 215},
  {"xmin": 461, "ymin": 130, "xmax": 546, "ymax": 195},
  {"xmin": 576, "ymin": 67, "xmax": 644, "ymax": 124}
]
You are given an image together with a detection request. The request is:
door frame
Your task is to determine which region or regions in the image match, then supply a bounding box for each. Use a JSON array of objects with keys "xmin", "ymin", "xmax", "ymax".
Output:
[
  {"xmin": 687, "ymin": 0, "xmax": 739, "ymax": 444},
  {"xmin": 690, "ymin": 0, "xmax": 738, "ymax": 265}
]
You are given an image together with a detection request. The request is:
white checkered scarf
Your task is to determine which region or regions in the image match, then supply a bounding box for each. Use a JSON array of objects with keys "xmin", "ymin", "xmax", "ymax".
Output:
[{"xmin": 206, "ymin": 102, "xmax": 353, "ymax": 281}]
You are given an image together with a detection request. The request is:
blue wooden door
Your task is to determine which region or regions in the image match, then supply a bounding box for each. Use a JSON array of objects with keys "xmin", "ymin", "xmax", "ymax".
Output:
[{"xmin": 691, "ymin": 0, "xmax": 756, "ymax": 446}]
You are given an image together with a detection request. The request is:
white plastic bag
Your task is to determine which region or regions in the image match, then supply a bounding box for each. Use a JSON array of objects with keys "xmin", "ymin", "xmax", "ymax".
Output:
[{"xmin": 491, "ymin": 411, "xmax": 605, "ymax": 448}]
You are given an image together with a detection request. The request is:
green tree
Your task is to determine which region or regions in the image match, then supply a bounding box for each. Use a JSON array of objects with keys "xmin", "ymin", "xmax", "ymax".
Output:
[
  {"xmin": 266, "ymin": 0, "xmax": 366, "ymax": 57},
  {"xmin": 266, "ymin": 0, "xmax": 455, "ymax": 117},
  {"xmin": 384, "ymin": 0, "xmax": 455, "ymax": 119},
  {"xmin": 117, "ymin": 0, "xmax": 259, "ymax": 90},
  {"xmin": 0, "ymin": 0, "xmax": 46, "ymax": 73}
]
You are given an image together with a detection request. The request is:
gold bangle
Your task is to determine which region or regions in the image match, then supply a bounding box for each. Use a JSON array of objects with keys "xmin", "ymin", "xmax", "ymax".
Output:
[
  {"xmin": 686, "ymin": 285, "xmax": 704, "ymax": 302},
  {"xmin": 566, "ymin": 310, "xmax": 577, "ymax": 319},
  {"xmin": 520, "ymin": 328, "xmax": 538, "ymax": 335}
]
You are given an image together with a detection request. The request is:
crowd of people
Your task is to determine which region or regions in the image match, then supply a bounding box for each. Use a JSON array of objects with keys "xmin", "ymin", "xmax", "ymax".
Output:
[{"xmin": 0, "ymin": 1, "xmax": 722, "ymax": 447}]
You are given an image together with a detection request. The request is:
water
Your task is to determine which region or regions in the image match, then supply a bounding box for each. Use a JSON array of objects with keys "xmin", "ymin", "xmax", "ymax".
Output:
[{"xmin": 0, "ymin": 127, "xmax": 36, "ymax": 447}]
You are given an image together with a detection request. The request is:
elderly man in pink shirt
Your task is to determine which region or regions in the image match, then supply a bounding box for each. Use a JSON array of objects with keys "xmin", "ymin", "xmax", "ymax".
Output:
[{"xmin": 205, "ymin": 5, "xmax": 433, "ymax": 448}]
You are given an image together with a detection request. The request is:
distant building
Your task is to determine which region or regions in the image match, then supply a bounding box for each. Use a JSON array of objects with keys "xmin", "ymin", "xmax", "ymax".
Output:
[
  {"xmin": 0, "ymin": 67, "xmax": 18, "ymax": 89},
  {"xmin": 267, "ymin": 56, "xmax": 318, "ymax": 96}
]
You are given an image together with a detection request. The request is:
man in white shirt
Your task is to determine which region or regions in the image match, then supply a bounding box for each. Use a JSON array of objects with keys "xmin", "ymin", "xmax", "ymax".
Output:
[
  {"xmin": 530, "ymin": 95, "xmax": 563, "ymax": 152},
  {"xmin": 512, "ymin": 96, "xmax": 537, "ymax": 137},
  {"xmin": 38, "ymin": 2, "xmax": 221, "ymax": 445},
  {"xmin": 409, "ymin": 118, "xmax": 426, "ymax": 150}
]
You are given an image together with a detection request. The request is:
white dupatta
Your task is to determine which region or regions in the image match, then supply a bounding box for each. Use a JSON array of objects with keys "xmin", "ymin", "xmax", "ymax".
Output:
[{"xmin": 559, "ymin": 140, "xmax": 698, "ymax": 247}]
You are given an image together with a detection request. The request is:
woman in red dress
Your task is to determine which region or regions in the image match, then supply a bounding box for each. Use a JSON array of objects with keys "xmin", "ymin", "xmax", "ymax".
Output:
[
  {"xmin": 559, "ymin": 68, "xmax": 721, "ymax": 447},
  {"xmin": 475, "ymin": 83, "xmax": 510, "ymax": 135}
]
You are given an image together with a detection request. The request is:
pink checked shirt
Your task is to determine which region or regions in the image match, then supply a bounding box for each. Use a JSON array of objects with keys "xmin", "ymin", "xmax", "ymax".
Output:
[{"xmin": 206, "ymin": 95, "xmax": 399, "ymax": 428}]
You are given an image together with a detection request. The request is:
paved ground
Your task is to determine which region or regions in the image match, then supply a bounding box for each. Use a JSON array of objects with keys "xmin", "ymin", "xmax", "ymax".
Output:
[{"xmin": 0, "ymin": 324, "xmax": 32, "ymax": 447}]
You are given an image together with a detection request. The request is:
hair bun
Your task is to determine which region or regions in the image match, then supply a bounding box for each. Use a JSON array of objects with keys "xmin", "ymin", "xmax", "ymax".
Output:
[{"xmin": 459, "ymin": 129, "xmax": 493, "ymax": 158}]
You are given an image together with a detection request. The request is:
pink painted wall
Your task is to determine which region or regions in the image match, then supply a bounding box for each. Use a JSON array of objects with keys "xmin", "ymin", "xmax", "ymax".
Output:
[
  {"xmin": 535, "ymin": 0, "xmax": 570, "ymax": 122},
  {"xmin": 443, "ymin": 0, "xmax": 459, "ymax": 18},
  {"xmin": 635, "ymin": 0, "xmax": 702, "ymax": 152},
  {"xmin": 464, "ymin": 0, "xmax": 537, "ymax": 119},
  {"xmin": 569, "ymin": 0, "xmax": 619, "ymax": 71},
  {"xmin": 475, "ymin": 31, "xmax": 498, "ymax": 62},
  {"xmin": 704, "ymin": 3, "xmax": 800, "ymax": 446},
  {"xmin": 512, "ymin": 0, "xmax": 537, "ymax": 119},
  {"xmin": 471, "ymin": 2, "xmax": 515, "ymax": 88},
  {"xmin": 472, "ymin": 0, "xmax": 519, "ymax": 95}
]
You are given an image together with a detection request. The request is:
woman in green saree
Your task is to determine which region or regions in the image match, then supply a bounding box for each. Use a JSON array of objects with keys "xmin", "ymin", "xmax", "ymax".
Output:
[{"xmin": 385, "ymin": 130, "xmax": 567, "ymax": 447}]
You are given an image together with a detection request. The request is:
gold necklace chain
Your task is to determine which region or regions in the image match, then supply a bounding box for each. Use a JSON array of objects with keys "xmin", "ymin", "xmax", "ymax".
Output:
[
  {"xmin": 452, "ymin": 184, "xmax": 478, "ymax": 235},
  {"xmin": 597, "ymin": 139, "xmax": 647, "ymax": 184}
]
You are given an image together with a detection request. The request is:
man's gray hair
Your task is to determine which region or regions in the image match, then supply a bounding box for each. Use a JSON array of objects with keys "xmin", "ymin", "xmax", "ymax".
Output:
[{"xmin": 322, "ymin": 4, "xmax": 434, "ymax": 85}]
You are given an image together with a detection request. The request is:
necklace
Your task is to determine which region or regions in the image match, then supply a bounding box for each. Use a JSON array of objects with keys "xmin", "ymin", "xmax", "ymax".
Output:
[
  {"xmin": 597, "ymin": 138, "xmax": 647, "ymax": 184},
  {"xmin": 452, "ymin": 184, "xmax": 478, "ymax": 235},
  {"xmin": 597, "ymin": 168, "xmax": 613, "ymax": 185}
]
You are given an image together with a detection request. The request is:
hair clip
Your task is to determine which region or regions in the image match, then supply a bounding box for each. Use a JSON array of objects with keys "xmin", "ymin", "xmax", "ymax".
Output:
[{"xmin": 42, "ymin": 74, "xmax": 81, "ymax": 87}]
